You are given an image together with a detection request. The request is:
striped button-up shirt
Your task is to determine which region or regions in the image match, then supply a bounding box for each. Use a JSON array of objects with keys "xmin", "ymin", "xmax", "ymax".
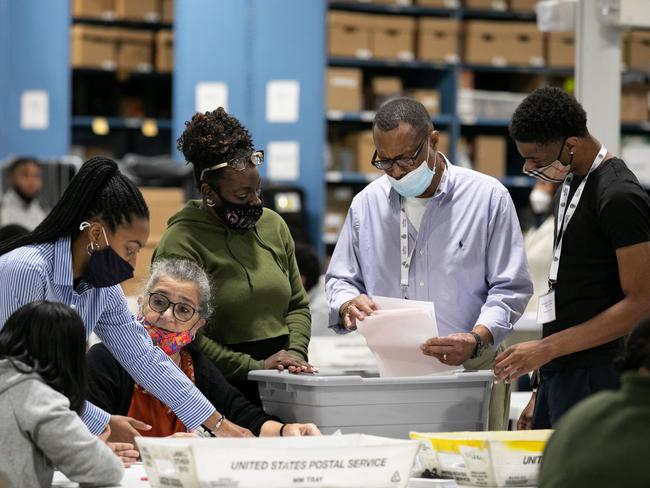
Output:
[
  {"xmin": 0, "ymin": 237, "xmax": 215, "ymax": 434},
  {"xmin": 326, "ymin": 160, "xmax": 533, "ymax": 345}
]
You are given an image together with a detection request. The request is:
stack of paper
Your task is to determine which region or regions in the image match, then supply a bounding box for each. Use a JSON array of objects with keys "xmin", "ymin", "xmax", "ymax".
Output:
[{"xmin": 356, "ymin": 296, "xmax": 456, "ymax": 377}]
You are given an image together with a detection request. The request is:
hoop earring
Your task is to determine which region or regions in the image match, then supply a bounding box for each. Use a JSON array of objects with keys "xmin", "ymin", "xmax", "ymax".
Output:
[
  {"xmin": 86, "ymin": 242, "xmax": 98, "ymax": 256},
  {"xmin": 206, "ymin": 198, "xmax": 216, "ymax": 207}
]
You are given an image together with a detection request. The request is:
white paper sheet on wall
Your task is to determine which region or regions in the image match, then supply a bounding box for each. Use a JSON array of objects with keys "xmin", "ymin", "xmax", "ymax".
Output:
[
  {"xmin": 195, "ymin": 82, "xmax": 228, "ymax": 113},
  {"xmin": 267, "ymin": 140, "xmax": 300, "ymax": 180},
  {"xmin": 356, "ymin": 296, "xmax": 456, "ymax": 377},
  {"xmin": 266, "ymin": 79, "xmax": 300, "ymax": 123},
  {"xmin": 21, "ymin": 90, "xmax": 49, "ymax": 130}
]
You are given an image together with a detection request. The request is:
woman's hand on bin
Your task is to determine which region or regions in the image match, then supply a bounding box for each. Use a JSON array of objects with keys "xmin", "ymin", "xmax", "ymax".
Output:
[
  {"xmin": 339, "ymin": 294, "xmax": 377, "ymax": 330},
  {"xmin": 264, "ymin": 350, "xmax": 317, "ymax": 374}
]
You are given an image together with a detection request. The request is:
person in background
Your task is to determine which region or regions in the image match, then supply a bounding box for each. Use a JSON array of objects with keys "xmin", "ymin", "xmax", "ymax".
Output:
[
  {"xmin": 0, "ymin": 157, "xmax": 246, "ymax": 446},
  {"xmin": 87, "ymin": 258, "xmax": 320, "ymax": 438},
  {"xmin": 538, "ymin": 316, "xmax": 650, "ymax": 487},
  {"xmin": 294, "ymin": 242, "xmax": 329, "ymax": 337},
  {"xmin": 0, "ymin": 301, "xmax": 125, "ymax": 488},
  {"xmin": 524, "ymin": 181, "xmax": 558, "ymax": 315},
  {"xmin": 154, "ymin": 108, "xmax": 315, "ymax": 405},
  {"xmin": 326, "ymin": 97, "xmax": 533, "ymax": 430},
  {"xmin": 0, "ymin": 157, "xmax": 47, "ymax": 230},
  {"xmin": 496, "ymin": 87, "xmax": 650, "ymax": 429}
]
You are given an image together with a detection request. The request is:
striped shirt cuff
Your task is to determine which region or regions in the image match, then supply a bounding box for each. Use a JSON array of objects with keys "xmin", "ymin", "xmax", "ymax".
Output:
[
  {"xmin": 171, "ymin": 390, "xmax": 216, "ymax": 431},
  {"xmin": 81, "ymin": 401, "xmax": 111, "ymax": 435}
]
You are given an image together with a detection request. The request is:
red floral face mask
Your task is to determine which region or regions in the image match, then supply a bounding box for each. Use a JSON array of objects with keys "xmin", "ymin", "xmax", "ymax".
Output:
[{"xmin": 139, "ymin": 316, "xmax": 195, "ymax": 356}]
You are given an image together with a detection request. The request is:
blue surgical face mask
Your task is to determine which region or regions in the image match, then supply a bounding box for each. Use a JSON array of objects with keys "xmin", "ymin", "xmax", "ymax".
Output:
[{"xmin": 388, "ymin": 143, "xmax": 436, "ymax": 198}]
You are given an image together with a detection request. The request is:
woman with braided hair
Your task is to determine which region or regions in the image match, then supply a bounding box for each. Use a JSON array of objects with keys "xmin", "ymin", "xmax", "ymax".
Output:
[
  {"xmin": 0, "ymin": 157, "xmax": 249, "ymax": 447},
  {"xmin": 538, "ymin": 317, "xmax": 650, "ymax": 487}
]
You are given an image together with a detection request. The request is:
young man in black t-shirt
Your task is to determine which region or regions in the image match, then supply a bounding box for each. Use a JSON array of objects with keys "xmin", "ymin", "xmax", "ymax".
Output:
[{"xmin": 493, "ymin": 87, "xmax": 650, "ymax": 428}]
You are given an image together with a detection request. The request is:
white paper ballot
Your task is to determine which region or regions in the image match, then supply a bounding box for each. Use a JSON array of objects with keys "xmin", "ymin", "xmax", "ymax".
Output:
[{"xmin": 357, "ymin": 296, "xmax": 456, "ymax": 377}]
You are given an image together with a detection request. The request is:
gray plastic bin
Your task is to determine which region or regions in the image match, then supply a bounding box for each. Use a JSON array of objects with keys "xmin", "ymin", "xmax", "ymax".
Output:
[{"xmin": 248, "ymin": 370, "xmax": 493, "ymax": 438}]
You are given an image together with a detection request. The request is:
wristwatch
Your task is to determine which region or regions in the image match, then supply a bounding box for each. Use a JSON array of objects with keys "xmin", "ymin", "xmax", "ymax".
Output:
[{"xmin": 469, "ymin": 331, "xmax": 487, "ymax": 359}]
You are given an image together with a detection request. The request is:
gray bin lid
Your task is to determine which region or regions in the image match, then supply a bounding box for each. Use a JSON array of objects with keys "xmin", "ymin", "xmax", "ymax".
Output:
[{"xmin": 248, "ymin": 369, "xmax": 494, "ymax": 386}]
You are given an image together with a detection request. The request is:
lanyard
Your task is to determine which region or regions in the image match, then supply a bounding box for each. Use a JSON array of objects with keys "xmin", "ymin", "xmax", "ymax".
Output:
[
  {"xmin": 548, "ymin": 145, "xmax": 607, "ymax": 288},
  {"xmin": 399, "ymin": 198, "xmax": 414, "ymax": 298}
]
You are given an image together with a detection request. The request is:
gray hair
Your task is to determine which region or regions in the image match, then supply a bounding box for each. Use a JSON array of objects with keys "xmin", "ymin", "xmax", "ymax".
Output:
[
  {"xmin": 373, "ymin": 97, "xmax": 433, "ymax": 136},
  {"xmin": 144, "ymin": 258, "xmax": 212, "ymax": 318}
]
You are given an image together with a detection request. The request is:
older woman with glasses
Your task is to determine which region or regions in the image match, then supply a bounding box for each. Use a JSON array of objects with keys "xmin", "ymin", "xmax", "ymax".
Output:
[
  {"xmin": 152, "ymin": 108, "xmax": 315, "ymax": 405},
  {"xmin": 86, "ymin": 258, "xmax": 320, "ymax": 438}
]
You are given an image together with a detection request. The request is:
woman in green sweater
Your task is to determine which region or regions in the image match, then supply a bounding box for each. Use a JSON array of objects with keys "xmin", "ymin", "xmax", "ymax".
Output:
[
  {"xmin": 538, "ymin": 317, "xmax": 650, "ymax": 487},
  {"xmin": 154, "ymin": 108, "xmax": 314, "ymax": 404}
]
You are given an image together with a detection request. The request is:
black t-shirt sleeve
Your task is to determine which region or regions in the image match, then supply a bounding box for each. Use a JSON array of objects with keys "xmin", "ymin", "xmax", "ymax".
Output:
[
  {"xmin": 599, "ymin": 178, "xmax": 650, "ymax": 250},
  {"xmin": 190, "ymin": 347, "xmax": 278, "ymax": 436}
]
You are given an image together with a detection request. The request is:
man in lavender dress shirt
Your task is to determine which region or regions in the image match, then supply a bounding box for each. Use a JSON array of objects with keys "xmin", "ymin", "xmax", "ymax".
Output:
[{"xmin": 326, "ymin": 98, "xmax": 533, "ymax": 429}]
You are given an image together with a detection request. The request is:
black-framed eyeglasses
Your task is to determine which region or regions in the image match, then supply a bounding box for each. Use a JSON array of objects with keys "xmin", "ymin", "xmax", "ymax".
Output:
[
  {"xmin": 371, "ymin": 139, "xmax": 427, "ymax": 171},
  {"xmin": 200, "ymin": 150, "xmax": 264, "ymax": 180},
  {"xmin": 146, "ymin": 292, "xmax": 199, "ymax": 322}
]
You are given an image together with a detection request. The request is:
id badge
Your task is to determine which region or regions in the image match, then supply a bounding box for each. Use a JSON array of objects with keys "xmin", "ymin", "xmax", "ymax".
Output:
[{"xmin": 537, "ymin": 290, "xmax": 556, "ymax": 324}]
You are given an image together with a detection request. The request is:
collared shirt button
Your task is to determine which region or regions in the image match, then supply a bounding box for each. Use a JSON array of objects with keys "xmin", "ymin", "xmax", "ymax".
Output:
[
  {"xmin": 419, "ymin": 249, "xmax": 425, "ymax": 256},
  {"xmin": 419, "ymin": 281, "xmax": 425, "ymax": 287}
]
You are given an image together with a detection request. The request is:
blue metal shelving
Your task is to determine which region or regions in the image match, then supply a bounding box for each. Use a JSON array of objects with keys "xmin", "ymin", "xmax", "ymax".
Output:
[{"xmin": 71, "ymin": 116, "xmax": 172, "ymax": 130}]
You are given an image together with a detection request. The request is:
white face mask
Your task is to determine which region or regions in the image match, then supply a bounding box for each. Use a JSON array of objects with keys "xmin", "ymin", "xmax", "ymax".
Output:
[{"xmin": 529, "ymin": 189, "xmax": 553, "ymax": 215}]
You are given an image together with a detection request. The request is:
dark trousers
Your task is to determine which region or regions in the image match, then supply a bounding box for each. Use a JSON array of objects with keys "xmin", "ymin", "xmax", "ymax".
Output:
[
  {"xmin": 228, "ymin": 335, "xmax": 289, "ymax": 406},
  {"xmin": 532, "ymin": 365, "xmax": 620, "ymax": 429}
]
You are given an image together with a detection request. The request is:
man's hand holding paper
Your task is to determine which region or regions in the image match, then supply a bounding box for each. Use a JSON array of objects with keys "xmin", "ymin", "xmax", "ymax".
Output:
[{"xmin": 355, "ymin": 296, "xmax": 456, "ymax": 377}]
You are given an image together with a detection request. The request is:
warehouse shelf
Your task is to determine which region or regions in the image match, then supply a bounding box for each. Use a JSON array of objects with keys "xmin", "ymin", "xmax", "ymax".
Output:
[
  {"xmin": 71, "ymin": 116, "xmax": 172, "ymax": 131},
  {"xmin": 460, "ymin": 117, "xmax": 510, "ymax": 127},
  {"xmin": 327, "ymin": 111, "xmax": 455, "ymax": 126},
  {"xmin": 461, "ymin": 63, "xmax": 573, "ymax": 76},
  {"xmin": 73, "ymin": 68, "xmax": 172, "ymax": 79},
  {"xmin": 328, "ymin": 1, "xmax": 457, "ymax": 16},
  {"xmin": 500, "ymin": 176, "xmax": 534, "ymax": 188},
  {"xmin": 622, "ymin": 122, "xmax": 650, "ymax": 133},
  {"xmin": 72, "ymin": 17, "xmax": 172, "ymax": 30},
  {"xmin": 460, "ymin": 9, "xmax": 536, "ymax": 21},
  {"xmin": 329, "ymin": 56, "xmax": 457, "ymax": 71}
]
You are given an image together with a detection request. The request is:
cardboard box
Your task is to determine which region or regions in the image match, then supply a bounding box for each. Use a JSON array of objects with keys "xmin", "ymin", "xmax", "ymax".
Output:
[
  {"xmin": 370, "ymin": 76, "xmax": 403, "ymax": 109},
  {"xmin": 325, "ymin": 187, "xmax": 354, "ymax": 238},
  {"xmin": 156, "ymin": 29, "xmax": 173, "ymax": 72},
  {"xmin": 417, "ymin": 17, "xmax": 459, "ymax": 63},
  {"xmin": 70, "ymin": 25, "xmax": 117, "ymax": 70},
  {"xmin": 546, "ymin": 31, "xmax": 574, "ymax": 68},
  {"xmin": 464, "ymin": 21, "xmax": 543, "ymax": 66},
  {"xmin": 117, "ymin": 29, "xmax": 154, "ymax": 72},
  {"xmin": 346, "ymin": 130, "xmax": 381, "ymax": 174},
  {"xmin": 72, "ymin": 0, "xmax": 115, "ymax": 19},
  {"xmin": 437, "ymin": 132, "xmax": 450, "ymax": 155},
  {"xmin": 328, "ymin": 11, "xmax": 371, "ymax": 58},
  {"xmin": 464, "ymin": 0, "xmax": 507, "ymax": 11},
  {"xmin": 120, "ymin": 97, "xmax": 145, "ymax": 117},
  {"xmin": 473, "ymin": 135, "xmax": 506, "ymax": 177},
  {"xmin": 115, "ymin": 0, "xmax": 159, "ymax": 21},
  {"xmin": 410, "ymin": 89, "xmax": 441, "ymax": 115},
  {"xmin": 621, "ymin": 84, "xmax": 650, "ymax": 123},
  {"xmin": 160, "ymin": 0, "xmax": 174, "ymax": 24},
  {"xmin": 368, "ymin": 15, "xmax": 416, "ymax": 60},
  {"xmin": 510, "ymin": 0, "xmax": 538, "ymax": 12},
  {"xmin": 625, "ymin": 30, "xmax": 650, "ymax": 71},
  {"xmin": 327, "ymin": 68, "xmax": 363, "ymax": 112},
  {"xmin": 139, "ymin": 187, "xmax": 185, "ymax": 242}
]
